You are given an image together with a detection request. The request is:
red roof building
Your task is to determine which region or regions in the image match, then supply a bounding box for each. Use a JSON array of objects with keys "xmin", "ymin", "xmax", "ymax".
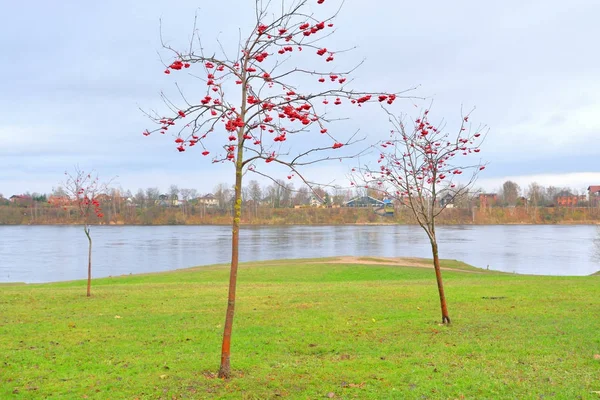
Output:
[
  {"xmin": 588, "ymin": 185, "xmax": 600, "ymax": 206},
  {"xmin": 9, "ymin": 195, "xmax": 33, "ymax": 206}
]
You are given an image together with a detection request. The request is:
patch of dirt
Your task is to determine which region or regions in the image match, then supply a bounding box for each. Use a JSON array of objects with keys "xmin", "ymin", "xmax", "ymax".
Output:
[{"xmin": 317, "ymin": 256, "xmax": 481, "ymax": 273}]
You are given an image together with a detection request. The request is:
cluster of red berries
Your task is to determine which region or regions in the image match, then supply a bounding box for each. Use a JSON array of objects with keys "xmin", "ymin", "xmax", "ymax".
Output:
[
  {"xmin": 164, "ymin": 60, "xmax": 190, "ymax": 74},
  {"xmin": 82, "ymin": 197, "xmax": 103, "ymax": 218}
]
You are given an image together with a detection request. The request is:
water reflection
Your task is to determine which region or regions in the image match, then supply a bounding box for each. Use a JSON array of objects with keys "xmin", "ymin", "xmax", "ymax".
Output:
[{"xmin": 1, "ymin": 224, "xmax": 599, "ymax": 283}]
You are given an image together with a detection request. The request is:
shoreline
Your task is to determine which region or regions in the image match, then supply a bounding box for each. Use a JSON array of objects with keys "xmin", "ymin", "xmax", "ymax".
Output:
[
  {"xmin": 2, "ymin": 221, "xmax": 600, "ymax": 227},
  {"xmin": 0, "ymin": 221, "xmax": 600, "ymax": 228},
  {"xmin": 4, "ymin": 256, "xmax": 599, "ymax": 286}
]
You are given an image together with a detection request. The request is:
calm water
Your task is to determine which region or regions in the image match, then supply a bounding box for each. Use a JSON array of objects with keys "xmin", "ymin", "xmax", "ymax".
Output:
[{"xmin": 1, "ymin": 225, "xmax": 599, "ymax": 283}]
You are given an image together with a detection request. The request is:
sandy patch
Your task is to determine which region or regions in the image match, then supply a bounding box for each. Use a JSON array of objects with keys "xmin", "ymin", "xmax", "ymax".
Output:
[{"xmin": 317, "ymin": 256, "xmax": 482, "ymax": 273}]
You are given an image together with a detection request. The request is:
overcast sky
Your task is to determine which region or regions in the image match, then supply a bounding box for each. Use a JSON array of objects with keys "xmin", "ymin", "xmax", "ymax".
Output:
[{"xmin": 1, "ymin": 0, "xmax": 599, "ymax": 197}]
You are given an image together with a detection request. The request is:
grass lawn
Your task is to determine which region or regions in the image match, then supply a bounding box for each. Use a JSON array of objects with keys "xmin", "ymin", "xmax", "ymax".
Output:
[{"xmin": 1, "ymin": 258, "xmax": 599, "ymax": 399}]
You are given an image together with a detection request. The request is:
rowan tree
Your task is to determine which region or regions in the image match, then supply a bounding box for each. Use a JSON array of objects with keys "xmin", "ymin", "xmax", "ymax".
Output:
[
  {"xmin": 355, "ymin": 108, "xmax": 487, "ymax": 324},
  {"xmin": 143, "ymin": 0, "xmax": 412, "ymax": 378},
  {"xmin": 62, "ymin": 168, "xmax": 108, "ymax": 297}
]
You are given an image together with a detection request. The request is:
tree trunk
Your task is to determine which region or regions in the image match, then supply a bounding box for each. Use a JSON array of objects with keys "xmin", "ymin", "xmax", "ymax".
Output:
[
  {"xmin": 218, "ymin": 154, "xmax": 244, "ymax": 379},
  {"xmin": 431, "ymin": 240, "xmax": 450, "ymax": 324},
  {"xmin": 84, "ymin": 226, "xmax": 92, "ymax": 297}
]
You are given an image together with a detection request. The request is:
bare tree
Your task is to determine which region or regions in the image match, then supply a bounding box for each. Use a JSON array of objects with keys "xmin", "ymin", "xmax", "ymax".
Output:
[
  {"xmin": 52, "ymin": 186, "xmax": 68, "ymax": 198},
  {"xmin": 180, "ymin": 188, "xmax": 193, "ymax": 215},
  {"xmin": 214, "ymin": 183, "xmax": 232, "ymax": 211},
  {"xmin": 169, "ymin": 184, "xmax": 180, "ymax": 206},
  {"xmin": 281, "ymin": 181, "xmax": 294, "ymax": 208},
  {"xmin": 331, "ymin": 185, "xmax": 347, "ymax": 206},
  {"xmin": 526, "ymin": 182, "xmax": 544, "ymax": 207},
  {"xmin": 266, "ymin": 179, "xmax": 292, "ymax": 208},
  {"xmin": 451, "ymin": 184, "xmax": 474, "ymax": 209},
  {"xmin": 293, "ymin": 185, "xmax": 310, "ymax": 206},
  {"xmin": 500, "ymin": 181, "xmax": 520, "ymax": 206},
  {"xmin": 356, "ymin": 108, "xmax": 487, "ymax": 324},
  {"xmin": 180, "ymin": 188, "xmax": 192, "ymax": 203},
  {"xmin": 143, "ymin": 0, "xmax": 413, "ymax": 377},
  {"xmin": 526, "ymin": 182, "xmax": 545, "ymax": 219},
  {"xmin": 109, "ymin": 187, "xmax": 122, "ymax": 222},
  {"xmin": 134, "ymin": 189, "xmax": 146, "ymax": 208},
  {"xmin": 145, "ymin": 187, "xmax": 160, "ymax": 206},
  {"xmin": 63, "ymin": 167, "xmax": 109, "ymax": 297},
  {"xmin": 545, "ymin": 186, "xmax": 561, "ymax": 206},
  {"xmin": 246, "ymin": 180, "xmax": 262, "ymax": 216}
]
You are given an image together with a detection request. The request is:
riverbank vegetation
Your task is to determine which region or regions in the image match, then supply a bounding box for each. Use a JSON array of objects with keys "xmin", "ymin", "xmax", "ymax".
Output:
[
  {"xmin": 1, "ymin": 258, "xmax": 599, "ymax": 398},
  {"xmin": 3, "ymin": 179, "xmax": 600, "ymax": 225},
  {"xmin": 2, "ymin": 201, "xmax": 600, "ymax": 225}
]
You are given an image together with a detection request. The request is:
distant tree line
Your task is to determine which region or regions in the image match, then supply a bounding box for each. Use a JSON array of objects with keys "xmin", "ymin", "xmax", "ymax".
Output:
[
  {"xmin": 495, "ymin": 181, "xmax": 596, "ymax": 208},
  {"xmin": 0, "ymin": 181, "xmax": 359, "ymax": 225},
  {"xmin": 1, "ymin": 179, "xmax": 598, "ymax": 226}
]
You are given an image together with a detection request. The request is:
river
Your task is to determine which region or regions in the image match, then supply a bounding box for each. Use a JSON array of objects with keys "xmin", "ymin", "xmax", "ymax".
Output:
[{"xmin": 0, "ymin": 225, "xmax": 598, "ymax": 283}]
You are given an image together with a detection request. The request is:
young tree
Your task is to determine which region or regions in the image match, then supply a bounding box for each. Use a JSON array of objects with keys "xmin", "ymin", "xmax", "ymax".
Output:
[
  {"xmin": 356, "ymin": 108, "xmax": 487, "ymax": 324},
  {"xmin": 63, "ymin": 168, "xmax": 108, "ymax": 297},
  {"xmin": 143, "ymin": 0, "xmax": 411, "ymax": 377}
]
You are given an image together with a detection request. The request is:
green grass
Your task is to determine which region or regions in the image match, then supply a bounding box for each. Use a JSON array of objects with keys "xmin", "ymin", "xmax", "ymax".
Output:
[{"xmin": 1, "ymin": 258, "xmax": 599, "ymax": 399}]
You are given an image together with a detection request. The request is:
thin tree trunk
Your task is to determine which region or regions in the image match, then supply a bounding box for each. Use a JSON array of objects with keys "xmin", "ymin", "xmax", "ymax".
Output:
[
  {"xmin": 431, "ymin": 240, "xmax": 450, "ymax": 324},
  {"xmin": 218, "ymin": 153, "xmax": 244, "ymax": 379},
  {"xmin": 84, "ymin": 226, "xmax": 92, "ymax": 297}
]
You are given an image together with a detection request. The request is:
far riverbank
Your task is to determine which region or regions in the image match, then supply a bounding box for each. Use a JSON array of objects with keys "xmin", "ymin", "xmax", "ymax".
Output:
[{"xmin": 2, "ymin": 205, "xmax": 600, "ymax": 226}]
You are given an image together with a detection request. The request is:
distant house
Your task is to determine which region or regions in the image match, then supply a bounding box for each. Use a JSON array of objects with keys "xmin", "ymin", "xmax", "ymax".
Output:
[
  {"xmin": 478, "ymin": 193, "xmax": 497, "ymax": 208},
  {"xmin": 156, "ymin": 194, "xmax": 170, "ymax": 207},
  {"xmin": 9, "ymin": 194, "xmax": 33, "ymax": 206},
  {"xmin": 345, "ymin": 196, "xmax": 385, "ymax": 208},
  {"xmin": 197, "ymin": 194, "xmax": 218, "ymax": 207},
  {"xmin": 555, "ymin": 191, "xmax": 585, "ymax": 207},
  {"xmin": 308, "ymin": 195, "xmax": 324, "ymax": 207},
  {"xmin": 439, "ymin": 194, "xmax": 454, "ymax": 208},
  {"xmin": 588, "ymin": 185, "xmax": 600, "ymax": 206}
]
